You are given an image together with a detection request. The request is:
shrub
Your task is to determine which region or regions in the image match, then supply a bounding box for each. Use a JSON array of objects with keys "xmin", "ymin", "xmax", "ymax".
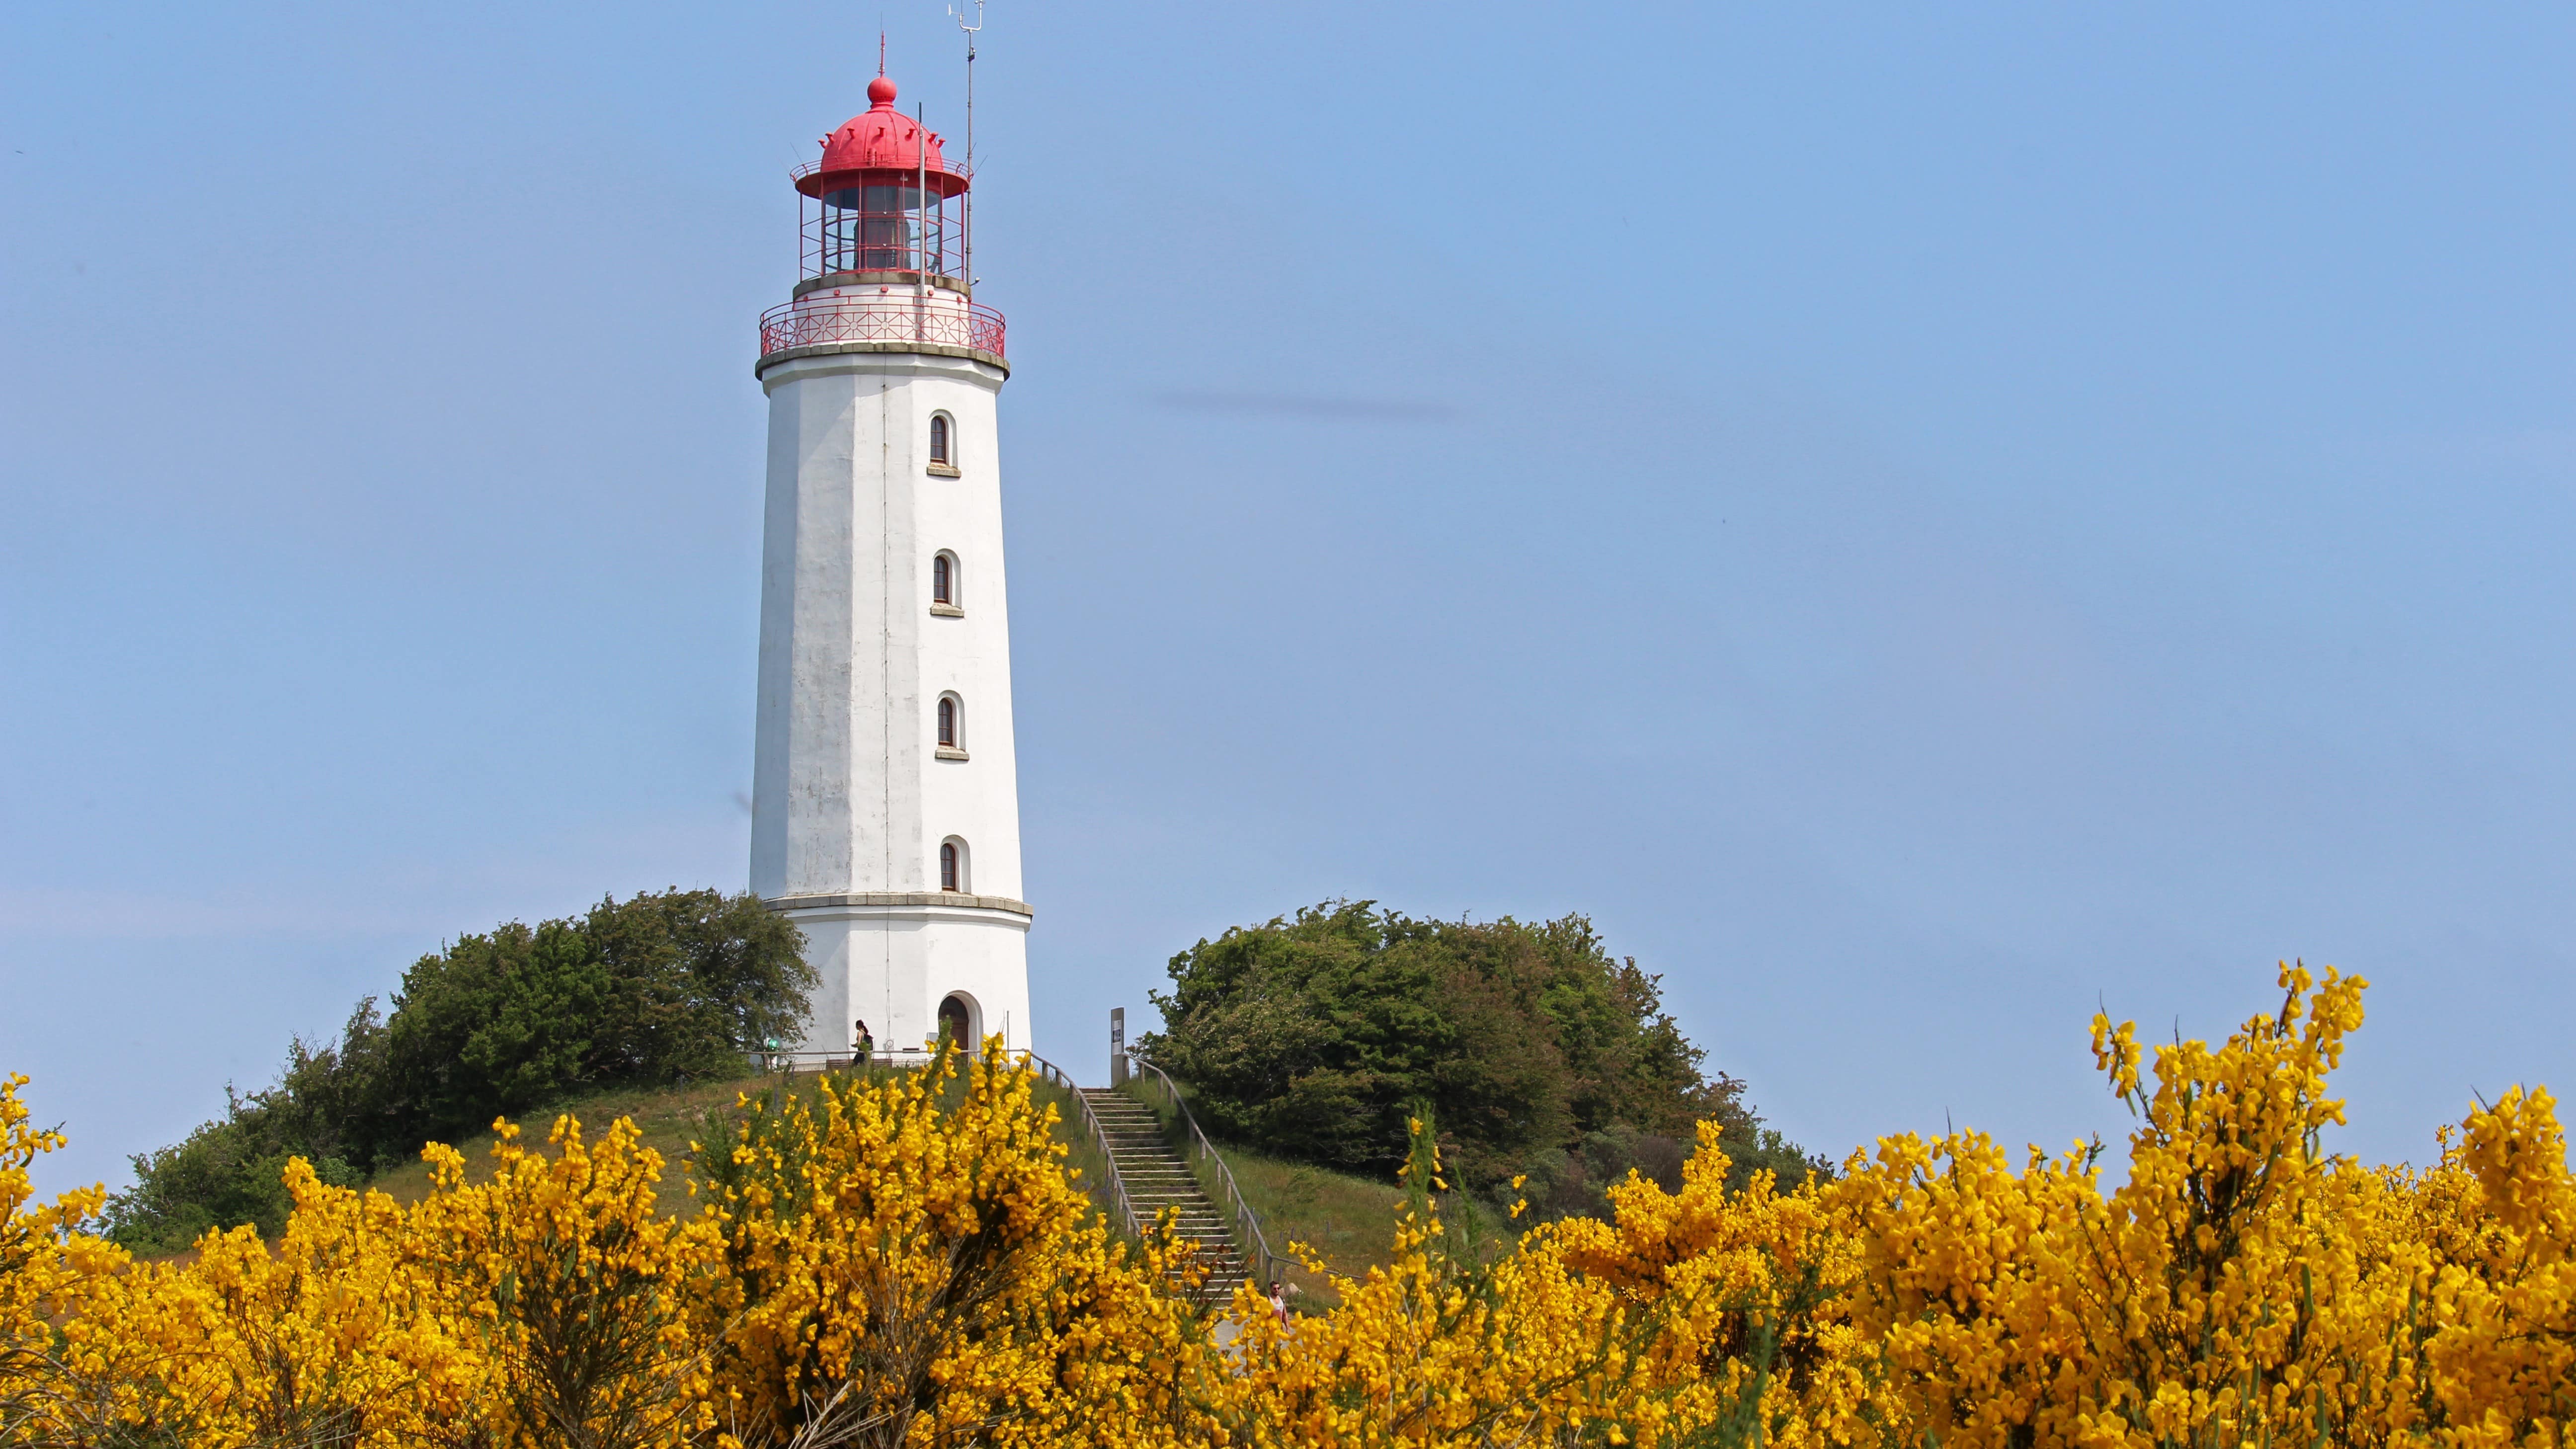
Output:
[
  {"xmin": 1141, "ymin": 900, "xmax": 1822, "ymax": 1208},
  {"xmin": 101, "ymin": 888, "xmax": 809, "ymax": 1253},
  {"xmin": 13, "ymin": 965, "xmax": 2574, "ymax": 1448}
]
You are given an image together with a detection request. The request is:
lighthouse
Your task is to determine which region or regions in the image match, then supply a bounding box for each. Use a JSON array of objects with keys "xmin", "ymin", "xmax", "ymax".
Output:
[{"xmin": 748, "ymin": 72, "xmax": 1030, "ymax": 1059}]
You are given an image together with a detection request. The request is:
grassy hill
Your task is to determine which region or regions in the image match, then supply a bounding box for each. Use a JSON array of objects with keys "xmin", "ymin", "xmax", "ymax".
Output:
[
  {"xmin": 309, "ymin": 1066, "xmax": 1405, "ymax": 1308},
  {"xmin": 354, "ymin": 1074, "xmax": 760, "ymax": 1210},
  {"xmin": 349, "ymin": 1069, "xmax": 1109, "ymax": 1207},
  {"xmin": 114, "ymin": 894, "xmax": 1781, "ymax": 1286}
]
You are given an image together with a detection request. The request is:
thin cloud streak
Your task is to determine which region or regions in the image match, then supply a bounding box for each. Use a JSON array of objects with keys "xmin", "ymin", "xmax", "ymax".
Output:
[{"xmin": 1155, "ymin": 390, "xmax": 1466, "ymax": 423}]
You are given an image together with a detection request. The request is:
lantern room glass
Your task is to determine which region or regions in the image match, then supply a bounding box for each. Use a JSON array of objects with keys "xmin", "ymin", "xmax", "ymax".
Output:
[{"xmin": 807, "ymin": 178, "xmax": 964, "ymax": 283}]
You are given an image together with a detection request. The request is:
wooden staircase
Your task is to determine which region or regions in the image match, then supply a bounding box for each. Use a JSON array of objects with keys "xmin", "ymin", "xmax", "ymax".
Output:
[{"xmin": 1080, "ymin": 1087, "xmax": 1253, "ymax": 1301}]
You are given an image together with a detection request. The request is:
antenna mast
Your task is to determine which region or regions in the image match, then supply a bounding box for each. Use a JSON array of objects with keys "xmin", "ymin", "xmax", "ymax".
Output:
[
  {"xmin": 917, "ymin": 101, "xmax": 929, "ymax": 293},
  {"xmin": 951, "ymin": 0, "xmax": 984, "ymax": 293}
]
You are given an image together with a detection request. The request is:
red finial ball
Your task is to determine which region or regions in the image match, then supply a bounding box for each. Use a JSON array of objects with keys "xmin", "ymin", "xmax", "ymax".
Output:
[{"xmin": 867, "ymin": 75, "xmax": 897, "ymax": 108}]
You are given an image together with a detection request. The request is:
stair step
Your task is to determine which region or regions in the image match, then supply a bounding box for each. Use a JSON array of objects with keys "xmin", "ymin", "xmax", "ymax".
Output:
[{"xmin": 1076, "ymin": 1090, "xmax": 1265, "ymax": 1300}]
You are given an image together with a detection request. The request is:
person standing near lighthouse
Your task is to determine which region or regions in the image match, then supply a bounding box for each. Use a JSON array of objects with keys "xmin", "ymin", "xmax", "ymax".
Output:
[{"xmin": 747, "ymin": 69, "xmax": 1031, "ymax": 1061}]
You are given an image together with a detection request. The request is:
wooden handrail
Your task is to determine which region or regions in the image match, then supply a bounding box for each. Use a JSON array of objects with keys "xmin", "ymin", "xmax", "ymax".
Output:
[{"xmin": 1122, "ymin": 1052, "xmax": 1288, "ymax": 1289}]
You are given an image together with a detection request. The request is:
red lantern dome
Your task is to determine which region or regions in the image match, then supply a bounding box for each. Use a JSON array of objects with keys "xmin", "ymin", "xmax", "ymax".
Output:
[{"xmin": 796, "ymin": 75, "xmax": 968, "ymax": 201}]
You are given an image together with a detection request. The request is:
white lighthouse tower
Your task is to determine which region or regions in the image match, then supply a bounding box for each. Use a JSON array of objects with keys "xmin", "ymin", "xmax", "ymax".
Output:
[{"xmin": 749, "ymin": 71, "xmax": 1030, "ymax": 1059}]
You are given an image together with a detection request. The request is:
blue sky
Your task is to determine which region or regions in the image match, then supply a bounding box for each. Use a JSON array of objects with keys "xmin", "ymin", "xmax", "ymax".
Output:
[{"xmin": 4, "ymin": 3, "xmax": 2572, "ymax": 1197}]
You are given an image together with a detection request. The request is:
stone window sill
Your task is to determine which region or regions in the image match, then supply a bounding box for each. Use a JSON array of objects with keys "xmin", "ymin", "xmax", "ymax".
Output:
[
  {"xmin": 935, "ymin": 746, "xmax": 970, "ymax": 761},
  {"xmin": 926, "ymin": 462, "xmax": 962, "ymax": 478},
  {"xmin": 929, "ymin": 602, "xmax": 965, "ymax": 617}
]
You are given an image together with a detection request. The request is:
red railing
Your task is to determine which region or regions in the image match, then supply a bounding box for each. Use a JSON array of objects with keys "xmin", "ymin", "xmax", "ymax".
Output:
[{"xmin": 759, "ymin": 296, "xmax": 1006, "ymax": 360}]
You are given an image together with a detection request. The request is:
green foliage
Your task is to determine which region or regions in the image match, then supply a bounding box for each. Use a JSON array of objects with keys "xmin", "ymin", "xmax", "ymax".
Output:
[
  {"xmin": 102, "ymin": 888, "xmax": 811, "ymax": 1253},
  {"xmin": 367, "ymin": 891, "xmax": 807, "ymax": 1159},
  {"xmin": 382, "ymin": 919, "xmax": 613, "ymax": 1134},
  {"xmin": 1142, "ymin": 900, "xmax": 1826, "ymax": 1215},
  {"xmin": 101, "ymin": 1102, "xmax": 366, "ymax": 1258}
]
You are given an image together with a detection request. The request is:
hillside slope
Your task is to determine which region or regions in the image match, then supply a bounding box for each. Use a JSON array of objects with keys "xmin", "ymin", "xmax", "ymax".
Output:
[
  {"xmin": 206, "ymin": 1065, "xmax": 1406, "ymax": 1310},
  {"xmin": 345, "ymin": 1069, "xmax": 1120, "ymax": 1222}
]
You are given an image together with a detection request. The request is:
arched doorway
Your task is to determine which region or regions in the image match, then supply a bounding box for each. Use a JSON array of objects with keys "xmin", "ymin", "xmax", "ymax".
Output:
[{"xmin": 938, "ymin": 993, "xmax": 975, "ymax": 1051}]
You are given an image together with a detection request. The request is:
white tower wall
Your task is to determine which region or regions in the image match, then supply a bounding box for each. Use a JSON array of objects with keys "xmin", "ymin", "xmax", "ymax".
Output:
[{"xmin": 750, "ymin": 328, "xmax": 1030, "ymax": 1057}]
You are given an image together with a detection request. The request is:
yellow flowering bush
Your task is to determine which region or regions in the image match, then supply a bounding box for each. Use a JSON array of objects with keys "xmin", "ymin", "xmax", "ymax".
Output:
[
  {"xmin": 1205, "ymin": 1120, "xmax": 1647, "ymax": 1448},
  {"xmin": 0, "ymin": 969, "xmax": 2570, "ymax": 1449},
  {"xmin": 1832, "ymin": 964, "xmax": 2576, "ymax": 1449},
  {"xmin": 1834, "ymin": 965, "xmax": 2401, "ymax": 1449},
  {"xmin": 1552, "ymin": 1119, "xmax": 1887, "ymax": 1449},
  {"xmin": 695, "ymin": 1049, "xmax": 1193, "ymax": 1449},
  {"xmin": 2423, "ymin": 1085, "xmax": 2576, "ymax": 1445},
  {"xmin": 408, "ymin": 1115, "xmax": 721, "ymax": 1448},
  {"xmin": 1, "ymin": 1071, "xmax": 125, "ymax": 1444}
]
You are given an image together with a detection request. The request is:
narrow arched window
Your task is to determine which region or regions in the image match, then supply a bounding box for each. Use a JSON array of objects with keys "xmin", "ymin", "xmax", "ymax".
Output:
[
  {"xmin": 931, "ymin": 553, "xmax": 952, "ymax": 604},
  {"xmin": 935, "ymin": 693, "xmax": 966, "ymax": 755},
  {"xmin": 940, "ymin": 841, "xmax": 960, "ymax": 891},
  {"xmin": 929, "ymin": 413, "xmax": 951, "ymax": 466}
]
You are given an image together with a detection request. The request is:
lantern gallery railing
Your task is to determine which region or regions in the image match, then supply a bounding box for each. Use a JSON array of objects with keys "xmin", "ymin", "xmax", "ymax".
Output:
[
  {"xmin": 790, "ymin": 159, "xmax": 970, "ymax": 187},
  {"xmin": 758, "ymin": 296, "xmax": 1007, "ymax": 360}
]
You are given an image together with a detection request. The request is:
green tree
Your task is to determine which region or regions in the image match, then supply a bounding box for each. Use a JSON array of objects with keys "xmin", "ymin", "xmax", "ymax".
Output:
[
  {"xmin": 580, "ymin": 887, "xmax": 815, "ymax": 1075},
  {"xmin": 103, "ymin": 888, "xmax": 811, "ymax": 1253},
  {"xmin": 1142, "ymin": 901, "xmax": 1823, "ymax": 1213},
  {"xmin": 368, "ymin": 917, "xmax": 622, "ymax": 1156},
  {"xmin": 365, "ymin": 888, "xmax": 810, "ymax": 1165}
]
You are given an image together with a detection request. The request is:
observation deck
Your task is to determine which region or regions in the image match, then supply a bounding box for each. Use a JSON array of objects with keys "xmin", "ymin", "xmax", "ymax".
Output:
[{"xmin": 757, "ymin": 292, "xmax": 1007, "ymax": 369}]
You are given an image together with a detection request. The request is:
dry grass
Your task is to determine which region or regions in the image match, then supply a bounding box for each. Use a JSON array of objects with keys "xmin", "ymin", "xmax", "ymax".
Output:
[{"xmin": 1198, "ymin": 1140, "xmax": 1411, "ymax": 1305}]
